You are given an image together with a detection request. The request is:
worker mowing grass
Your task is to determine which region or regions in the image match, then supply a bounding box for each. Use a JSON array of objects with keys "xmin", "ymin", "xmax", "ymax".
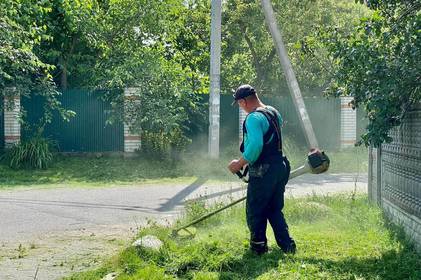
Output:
[{"xmin": 228, "ymin": 84, "xmax": 296, "ymax": 255}]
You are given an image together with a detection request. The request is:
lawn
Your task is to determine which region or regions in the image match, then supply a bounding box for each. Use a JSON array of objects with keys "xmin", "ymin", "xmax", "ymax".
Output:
[
  {"xmin": 64, "ymin": 194, "xmax": 420, "ymax": 280},
  {"xmin": 0, "ymin": 146, "xmax": 368, "ymax": 189}
]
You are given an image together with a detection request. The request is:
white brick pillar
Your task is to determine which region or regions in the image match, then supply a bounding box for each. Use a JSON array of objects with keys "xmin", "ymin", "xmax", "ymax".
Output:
[
  {"xmin": 239, "ymin": 107, "xmax": 247, "ymax": 143},
  {"xmin": 4, "ymin": 94, "xmax": 21, "ymax": 147},
  {"xmin": 340, "ymin": 96, "xmax": 357, "ymax": 148},
  {"xmin": 124, "ymin": 88, "xmax": 141, "ymax": 153}
]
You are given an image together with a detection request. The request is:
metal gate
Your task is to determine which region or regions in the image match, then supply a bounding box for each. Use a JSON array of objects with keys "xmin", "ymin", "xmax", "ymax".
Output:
[{"xmin": 21, "ymin": 90, "xmax": 124, "ymax": 152}]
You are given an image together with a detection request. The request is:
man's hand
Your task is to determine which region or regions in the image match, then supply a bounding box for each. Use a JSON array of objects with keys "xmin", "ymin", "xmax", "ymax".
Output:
[{"xmin": 228, "ymin": 157, "xmax": 248, "ymax": 174}]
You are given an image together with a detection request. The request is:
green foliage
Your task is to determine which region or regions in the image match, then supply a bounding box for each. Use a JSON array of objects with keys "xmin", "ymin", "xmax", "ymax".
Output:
[
  {"xmin": 304, "ymin": 0, "xmax": 420, "ymax": 146},
  {"xmin": 140, "ymin": 131, "xmax": 191, "ymax": 161},
  {"xmin": 3, "ymin": 137, "xmax": 55, "ymax": 169},
  {"xmin": 140, "ymin": 132, "xmax": 170, "ymax": 160},
  {"xmin": 0, "ymin": 0, "xmax": 53, "ymax": 96},
  {"xmin": 68, "ymin": 195, "xmax": 421, "ymax": 279},
  {"xmin": 221, "ymin": 0, "xmax": 368, "ymax": 96},
  {"xmin": 84, "ymin": 0, "xmax": 208, "ymax": 157},
  {"xmin": 123, "ymin": 78, "xmax": 200, "ymax": 160},
  {"xmin": 35, "ymin": 0, "xmax": 99, "ymax": 89},
  {"xmin": 0, "ymin": 0, "xmax": 75, "ymax": 128}
]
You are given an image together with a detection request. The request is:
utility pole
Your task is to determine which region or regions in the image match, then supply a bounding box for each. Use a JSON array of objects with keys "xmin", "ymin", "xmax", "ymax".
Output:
[
  {"xmin": 208, "ymin": 0, "xmax": 221, "ymax": 158},
  {"xmin": 261, "ymin": 0, "xmax": 319, "ymax": 149}
]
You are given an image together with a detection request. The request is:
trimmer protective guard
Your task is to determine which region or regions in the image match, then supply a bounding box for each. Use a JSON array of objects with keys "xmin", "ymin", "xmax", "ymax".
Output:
[{"xmin": 308, "ymin": 149, "xmax": 330, "ymax": 174}]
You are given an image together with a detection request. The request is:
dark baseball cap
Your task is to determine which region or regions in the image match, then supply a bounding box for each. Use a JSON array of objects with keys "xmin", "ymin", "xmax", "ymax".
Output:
[{"xmin": 231, "ymin": 84, "xmax": 256, "ymax": 105}]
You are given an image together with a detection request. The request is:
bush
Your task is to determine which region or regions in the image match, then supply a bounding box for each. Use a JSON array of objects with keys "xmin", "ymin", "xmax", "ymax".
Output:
[
  {"xmin": 140, "ymin": 132, "xmax": 170, "ymax": 160},
  {"xmin": 140, "ymin": 128, "xmax": 191, "ymax": 161},
  {"xmin": 3, "ymin": 137, "xmax": 55, "ymax": 169}
]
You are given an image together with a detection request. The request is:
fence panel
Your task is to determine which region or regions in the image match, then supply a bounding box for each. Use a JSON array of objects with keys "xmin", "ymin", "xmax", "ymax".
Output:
[
  {"xmin": 191, "ymin": 94, "xmax": 342, "ymax": 152},
  {"xmin": 21, "ymin": 90, "xmax": 124, "ymax": 152},
  {"xmin": 220, "ymin": 94, "xmax": 239, "ymax": 146},
  {"xmin": 0, "ymin": 96, "xmax": 4, "ymax": 150},
  {"xmin": 193, "ymin": 94, "xmax": 342, "ymax": 151},
  {"xmin": 381, "ymin": 105, "xmax": 421, "ymax": 218},
  {"xmin": 261, "ymin": 95, "xmax": 341, "ymax": 150},
  {"xmin": 368, "ymin": 104, "xmax": 421, "ymax": 250},
  {"xmin": 19, "ymin": 91, "xmax": 354, "ymax": 153}
]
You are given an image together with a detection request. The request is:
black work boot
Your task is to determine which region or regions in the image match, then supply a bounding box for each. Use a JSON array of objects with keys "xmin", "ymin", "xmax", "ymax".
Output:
[
  {"xmin": 281, "ymin": 241, "xmax": 296, "ymax": 255},
  {"xmin": 250, "ymin": 240, "xmax": 268, "ymax": 255}
]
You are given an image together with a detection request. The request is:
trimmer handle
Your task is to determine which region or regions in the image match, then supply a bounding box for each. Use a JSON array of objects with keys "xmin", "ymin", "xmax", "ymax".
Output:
[{"xmin": 236, "ymin": 166, "xmax": 249, "ymax": 183}]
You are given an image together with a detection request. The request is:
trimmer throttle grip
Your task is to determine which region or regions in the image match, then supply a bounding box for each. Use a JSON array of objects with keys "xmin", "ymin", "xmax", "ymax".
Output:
[{"xmin": 236, "ymin": 166, "xmax": 249, "ymax": 183}]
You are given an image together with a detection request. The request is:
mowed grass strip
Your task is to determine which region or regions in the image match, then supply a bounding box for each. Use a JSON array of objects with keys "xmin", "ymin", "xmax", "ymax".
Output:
[
  {"xmin": 65, "ymin": 195, "xmax": 420, "ymax": 280},
  {"xmin": 0, "ymin": 146, "xmax": 368, "ymax": 188}
]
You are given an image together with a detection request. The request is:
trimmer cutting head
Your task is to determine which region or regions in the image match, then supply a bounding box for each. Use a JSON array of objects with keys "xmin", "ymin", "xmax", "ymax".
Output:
[{"xmin": 171, "ymin": 226, "xmax": 197, "ymax": 238}]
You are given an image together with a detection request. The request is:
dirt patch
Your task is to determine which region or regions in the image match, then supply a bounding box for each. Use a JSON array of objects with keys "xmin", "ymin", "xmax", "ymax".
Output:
[{"xmin": 0, "ymin": 225, "xmax": 137, "ymax": 280}]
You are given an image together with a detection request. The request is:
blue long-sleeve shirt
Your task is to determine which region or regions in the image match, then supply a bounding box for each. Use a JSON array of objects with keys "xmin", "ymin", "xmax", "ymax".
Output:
[{"xmin": 242, "ymin": 106, "xmax": 283, "ymax": 165}]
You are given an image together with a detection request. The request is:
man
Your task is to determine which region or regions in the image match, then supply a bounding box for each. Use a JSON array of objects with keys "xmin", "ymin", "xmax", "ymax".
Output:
[{"xmin": 228, "ymin": 84, "xmax": 296, "ymax": 255}]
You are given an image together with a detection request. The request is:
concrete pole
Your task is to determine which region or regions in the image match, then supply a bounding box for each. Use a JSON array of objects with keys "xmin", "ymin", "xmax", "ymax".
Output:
[
  {"xmin": 261, "ymin": 0, "xmax": 319, "ymax": 149},
  {"xmin": 208, "ymin": 0, "xmax": 221, "ymax": 158}
]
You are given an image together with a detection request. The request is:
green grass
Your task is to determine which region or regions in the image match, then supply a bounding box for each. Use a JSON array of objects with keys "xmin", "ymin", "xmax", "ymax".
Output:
[
  {"xmin": 64, "ymin": 194, "xmax": 420, "ymax": 280},
  {"xmin": 0, "ymin": 145, "xmax": 368, "ymax": 189}
]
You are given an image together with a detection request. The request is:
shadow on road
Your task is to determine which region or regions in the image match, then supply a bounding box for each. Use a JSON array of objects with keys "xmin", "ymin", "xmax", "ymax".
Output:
[
  {"xmin": 157, "ymin": 177, "xmax": 208, "ymax": 212},
  {"xmin": 0, "ymin": 197, "xmax": 156, "ymax": 213}
]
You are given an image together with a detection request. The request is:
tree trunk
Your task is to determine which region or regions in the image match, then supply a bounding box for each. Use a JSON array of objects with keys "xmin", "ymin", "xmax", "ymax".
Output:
[{"xmin": 59, "ymin": 56, "xmax": 68, "ymax": 90}]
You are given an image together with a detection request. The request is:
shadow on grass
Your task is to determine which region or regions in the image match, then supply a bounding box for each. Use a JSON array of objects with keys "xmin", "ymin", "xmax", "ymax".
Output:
[
  {"xmin": 297, "ymin": 245, "xmax": 420, "ymax": 279},
  {"xmin": 217, "ymin": 249, "xmax": 286, "ymax": 279},
  {"xmin": 213, "ymin": 246, "xmax": 420, "ymax": 279}
]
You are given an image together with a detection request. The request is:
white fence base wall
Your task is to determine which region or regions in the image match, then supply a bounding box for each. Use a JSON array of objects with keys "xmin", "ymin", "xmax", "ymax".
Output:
[
  {"xmin": 124, "ymin": 88, "xmax": 141, "ymax": 153},
  {"xmin": 340, "ymin": 96, "xmax": 356, "ymax": 148},
  {"xmin": 383, "ymin": 199, "xmax": 421, "ymax": 251}
]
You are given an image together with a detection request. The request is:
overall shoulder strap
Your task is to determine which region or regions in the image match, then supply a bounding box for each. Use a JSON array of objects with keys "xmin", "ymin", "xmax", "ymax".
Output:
[{"xmin": 255, "ymin": 107, "xmax": 282, "ymax": 151}]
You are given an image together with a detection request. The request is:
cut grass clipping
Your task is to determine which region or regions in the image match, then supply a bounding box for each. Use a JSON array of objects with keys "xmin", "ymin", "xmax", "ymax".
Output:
[
  {"xmin": 66, "ymin": 194, "xmax": 420, "ymax": 280},
  {"xmin": 0, "ymin": 146, "xmax": 368, "ymax": 188}
]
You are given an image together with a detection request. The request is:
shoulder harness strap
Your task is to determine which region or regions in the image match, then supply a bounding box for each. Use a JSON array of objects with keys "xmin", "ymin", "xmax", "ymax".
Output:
[{"xmin": 255, "ymin": 108, "xmax": 283, "ymax": 152}]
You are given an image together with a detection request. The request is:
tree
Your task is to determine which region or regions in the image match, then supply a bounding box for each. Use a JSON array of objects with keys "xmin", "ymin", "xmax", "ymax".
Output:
[
  {"xmin": 0, "ymin": 0, "xmax": 74, "ymax": 127},
  {"xmin": 35, "ymin": 0, "xmax": 99, "ymax": 90},
  {"xmin": 221, "ymin": 0, "xmax": 368, "ymax": 96},
  {"xmin": 306, "ymin": 0, "xmax": 420, "ymax": 146},
  {"xmin": 88, "ymin": 0, "xmax": 208, "ymax": 155}
]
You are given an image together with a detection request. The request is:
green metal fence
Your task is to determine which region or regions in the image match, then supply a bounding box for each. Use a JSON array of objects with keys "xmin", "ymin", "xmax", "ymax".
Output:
[
  {"xmin": 195, "ymin": 94, "xmax": 342, "ymax": 152},
  {"xmin": 0, "ymin": 96, "xmax": 4, "ymax": 150},
  {"xmin": 261, "ymin": 95, "xmax": 341, "ymax": 150},
  {"xmin": 18, "ymin": 90, "xmax": 351, "ymax": 153},
  {"xmin": 21, "ymin": 90, "xmax": 124, "ymax": 152}
]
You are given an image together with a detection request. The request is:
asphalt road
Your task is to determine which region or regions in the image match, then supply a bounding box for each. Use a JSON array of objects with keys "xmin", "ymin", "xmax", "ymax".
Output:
[{"xmin": 0, "ymin": 173, "xmax": 367, "ymax": 241}]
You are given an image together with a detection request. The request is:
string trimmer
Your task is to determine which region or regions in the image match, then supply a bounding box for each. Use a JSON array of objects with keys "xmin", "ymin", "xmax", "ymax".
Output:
[{"xmin": 171, "ymin": 149, "xmax": 330, "ymax": 237}]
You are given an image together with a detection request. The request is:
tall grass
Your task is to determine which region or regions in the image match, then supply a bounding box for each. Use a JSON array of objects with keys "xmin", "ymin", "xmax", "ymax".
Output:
[
  {"xmin": 2, "ymin": 137, "xmax": 55, "ymax": 169},
  {"xmin": 65, "ymin": 195, "xmax": 420, "ymax": 280}
]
